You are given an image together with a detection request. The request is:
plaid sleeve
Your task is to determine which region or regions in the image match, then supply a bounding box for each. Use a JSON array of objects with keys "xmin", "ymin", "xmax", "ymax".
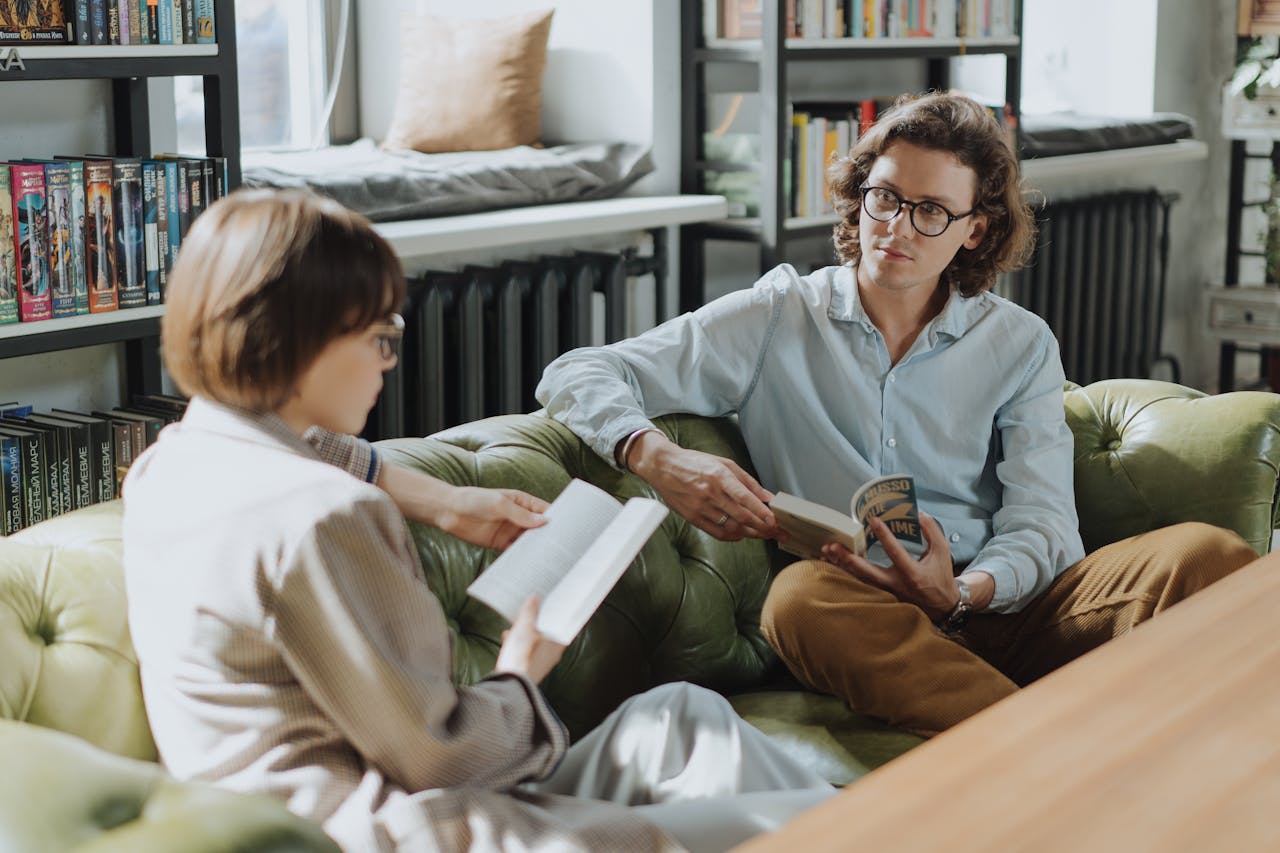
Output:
[{"xmin": 304, "ymin": 428, "xmax": 383, "ymax": 484}]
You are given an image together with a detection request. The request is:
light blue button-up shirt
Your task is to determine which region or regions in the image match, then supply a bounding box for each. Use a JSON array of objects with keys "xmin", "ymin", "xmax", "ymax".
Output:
[{"xmin": 535, "ymin": 264, "xmax": 1084, "ymax": 612}]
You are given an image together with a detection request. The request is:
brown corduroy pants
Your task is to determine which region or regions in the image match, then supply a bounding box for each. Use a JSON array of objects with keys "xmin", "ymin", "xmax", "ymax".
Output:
[{"xmin": 760, "ymin": 522, "xmax": 1258, "ymax": 738}]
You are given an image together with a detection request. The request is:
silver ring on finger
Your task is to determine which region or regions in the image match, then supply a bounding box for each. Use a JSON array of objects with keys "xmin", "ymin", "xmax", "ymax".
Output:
[{"xmin": 715, "ymin": 512, "xmax": 729, "ymax": 526}]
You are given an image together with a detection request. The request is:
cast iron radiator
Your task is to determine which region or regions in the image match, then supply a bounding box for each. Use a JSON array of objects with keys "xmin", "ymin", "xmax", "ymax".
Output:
[
  {"xmin": 1000, "ymin": 189, "xmax": 1180, "ymax": 386},
  {"xmin": 366, "ymin": 249, "xmax": 658, "ymax": 441}
]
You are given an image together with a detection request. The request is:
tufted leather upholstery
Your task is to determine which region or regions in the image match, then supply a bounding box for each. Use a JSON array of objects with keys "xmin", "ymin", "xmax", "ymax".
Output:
[
  {"xmin": 1, "ymin": 379, "xmax": 1278, "ymax": 847},
  {"xmin": 0, "ymin": 720, "xmax": 339, "ymax": 852}
]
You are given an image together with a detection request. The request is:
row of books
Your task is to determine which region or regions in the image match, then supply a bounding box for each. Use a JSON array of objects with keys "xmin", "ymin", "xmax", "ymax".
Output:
[
  {"xmin": 0, "ymin": 153, "xmax": 228, "ymax": 325},
  {"xmin": 712, "ymin": 0, "xmax": 1018, "ymax": 41},
  {"xmin": 785, "ymin": 97, "xmax": 1016, "ymax": 218},
  {"xmin": 0, "ymin": 0, "xmax": 215, "ymax": 46},
  {"xmin": 0, "ymin": 395, "xmax": 186, "ymax": 534}
]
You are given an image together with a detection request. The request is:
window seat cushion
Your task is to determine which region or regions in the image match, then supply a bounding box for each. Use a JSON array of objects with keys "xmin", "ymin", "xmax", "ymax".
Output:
[
  {"xmin": 241, "ymin": 139, "xmax": 654, "ymax": 222},
  {"xmin": 1020, "ymin": 112, "xmax": 1195, "ymax": 158}
]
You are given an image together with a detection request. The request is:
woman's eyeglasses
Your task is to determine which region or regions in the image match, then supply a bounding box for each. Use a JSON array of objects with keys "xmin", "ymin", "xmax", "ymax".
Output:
[{"xmin": 370, "ymin": 313, "xmax": 405, "ymax": 361}]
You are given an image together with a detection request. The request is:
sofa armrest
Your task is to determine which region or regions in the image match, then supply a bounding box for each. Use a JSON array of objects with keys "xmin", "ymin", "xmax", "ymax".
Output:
[
  {"xmin": 0, "ymin": 720, "xmax": 338, "ymax": 853},
  {"xmin": 1066, "ymin": 379, "xmax": 1280, "ymax": 555}
]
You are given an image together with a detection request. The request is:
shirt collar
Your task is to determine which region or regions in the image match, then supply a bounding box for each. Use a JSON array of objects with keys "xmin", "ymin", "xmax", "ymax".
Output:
[
  {"xmin": 180, "ymin": 396, "xmax": 322, "ymax": 461},
  {"xmin": 830, "ymin": 263, "xmax": 991, "ymax": 343}
]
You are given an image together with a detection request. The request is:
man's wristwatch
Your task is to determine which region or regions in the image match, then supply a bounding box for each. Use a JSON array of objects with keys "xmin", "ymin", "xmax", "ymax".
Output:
[{"xmin": 939, "ymin": 575, "xmax": 974, "ymax": 633}]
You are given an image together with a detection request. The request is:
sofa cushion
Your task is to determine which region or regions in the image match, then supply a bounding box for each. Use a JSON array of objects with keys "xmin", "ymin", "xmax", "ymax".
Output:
[
  {"xmin": 1066, "ymin": 379, "xmax": 1280, "ymax": 554},
  {"xmin": 377, "ymin": 412, "xmax": 783, "ymax": 739},
  {"xmin": 0, "ymin": 719, "xmax": 339, "ymax": 852},
  {"xmin": 0, "ymin": 502, "xmax": 154, "ymax": 761},
  {"xmin": 381, "ymin": 9, "xmax": 554, "ymax": 154}
]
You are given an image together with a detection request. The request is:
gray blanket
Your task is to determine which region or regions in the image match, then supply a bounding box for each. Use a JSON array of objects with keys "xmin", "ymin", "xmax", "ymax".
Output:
[{"xmin": 241, "ymin": 139, "xmax": 654, "ymax": 222}]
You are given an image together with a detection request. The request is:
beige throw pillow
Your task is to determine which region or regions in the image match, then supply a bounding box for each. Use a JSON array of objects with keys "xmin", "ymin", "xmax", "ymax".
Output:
[{"xmin": 381, "ymin": 9, "xmax": 554, "ymax": 154}]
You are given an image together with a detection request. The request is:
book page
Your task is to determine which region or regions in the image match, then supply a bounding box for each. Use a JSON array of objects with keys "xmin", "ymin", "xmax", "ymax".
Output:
[
  {"xmin": 851, "ymin": 474, "xmax": 921, "ymax": 545},
  {"xmin": 769, "ymin": 491, "xmax": 866, "ymax": 559},
  {"xmin": 536, "ymin": 497, "xmax": 668, "ymax": 645},
  {"xmin": 466, "ymin": 479, "xmax": 623, "ymax": 624}
]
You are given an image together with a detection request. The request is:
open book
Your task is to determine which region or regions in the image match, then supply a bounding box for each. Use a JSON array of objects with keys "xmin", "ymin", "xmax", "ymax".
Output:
[
  {"xmin": 466, "ymin": 478, "xmax": 668, "ymax": 645},
  {"xmin": 769, "ymin": 474, "xmax": 921, "ymax": 560}
]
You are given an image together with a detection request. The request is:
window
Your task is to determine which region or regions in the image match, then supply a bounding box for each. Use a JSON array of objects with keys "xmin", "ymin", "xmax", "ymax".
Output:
[{"xmin": 175, "ymin": 0, "xmax": 328, "ymax": 152}]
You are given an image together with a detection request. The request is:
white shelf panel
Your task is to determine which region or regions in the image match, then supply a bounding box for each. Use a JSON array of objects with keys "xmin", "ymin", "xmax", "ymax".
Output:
[
  {"xmin": 373, "ymin": 195, "xmax": 730, "ymax": 259},
  {"xmin": 1020, "ymin": 140, "xmax": 1209, "ymax": 183},
  {"xmin": 10, "ymin": 44, "xmax": 218, "ymax": 59},
  {"xmin": 0, "ymin": 305, "xmax": 164, "ymax": 340}
]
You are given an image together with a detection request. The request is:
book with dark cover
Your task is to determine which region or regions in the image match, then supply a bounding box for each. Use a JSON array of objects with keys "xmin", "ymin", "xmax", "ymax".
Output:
[
  {"xmin": 0, "ymin": 0, "xmax": 71, "ymax": 43},
  {"xmin": 144, "ymin": 0, "xmax": 156, "ymax": 42},
  {"xmin": 199, "ymin": 157, "xmax": 214, "ymax": 211},
  {"xmin": 64, "ymin": 158, "xmax": 88, "ymax": 314},
  {"xmin": 40, "ymin": 160, "xmax": 76, "ymax": 318},
  {"xmin": 0, "ymin": 431, "xmax": 23, "ymax": 534},
  {"xmin": 106, "ymin": 0, "xmax": 117, "ymax": 43},
  {"xmin": 181, "ymin": 0, "xmax": 191, "ymax": 42},
  {"xmin": 82, "ymin": 157, "xmax": 118, "ymax": 313},
  {"xmin": 121, "ymin": 401, "xmax": 181, "ymax": 426},
  {"xmin": 0, "ymin": 424, "xmax": 49, "ymax": 526},
  {"xmin": 106, "ymin": 419, "xmax": 131, "ymax": 496},
  {"xmin": 22, "ymin": 413, "xmax": 92, "ymax": 510},
  {"xmin": 98, "ymin": 407, "xmax": 163, "ymax": 447},
  {"xmin": 51, "ymin": 409, "xmax": 114, "ymax": 503},
  {"xmin": 92, "ymin": 409, "xmax": 147, "ymax": 460},
  {"xmin": 74, "ymin": 0, "xmax": 89, "ymax": 43},
  {"xmin": 88, "ymin": 0, "xmax": 105, "ymax": 43},
  {"xmin": 145, "ymin": 160, "xmax": 170, "ymax": 297},
  {"xmin": 0, "ymin": 168, "xmax": 17, "ymax": 325},
  {"xmin": 162, "ymin": 159, "xmax": 179, "ymax": 267},
  {"xmin": 111, "ymin": 158, "xmax": 146, "ymax": 308},
  {"xmin": 141, "ymin": 161, "xmax": 161, "ymax": 304},
  {"xmin": 212, "ymin": 155, "xmax": 227, "ymax": 199},
  {"xmin": 9, "ymin": 162, "xmax": 52, "ymax": 322},
  {"xmin": 131, "ymin": 392, "xmax": 188, "ymax": 415},
  {"xmin": 7, "ymin": 416, "xmax": 68, "ymax": 515}
]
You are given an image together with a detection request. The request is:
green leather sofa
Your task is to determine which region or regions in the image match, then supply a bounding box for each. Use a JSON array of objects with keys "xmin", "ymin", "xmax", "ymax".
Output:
[{"xmin": 2, "ymin": 379, "xmax": 1279, "ymax": 850}]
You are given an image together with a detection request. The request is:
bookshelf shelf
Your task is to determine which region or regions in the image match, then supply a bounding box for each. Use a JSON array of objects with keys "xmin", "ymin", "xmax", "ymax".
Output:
[
  {"xmin": 679, "ymin": 1, "xmax": 1024, "ymax": 312},
  {"xmin": 698, "ymin": 36, "xmax": 1020, "ymax": 62},
  {"xmin": 0, "ymin": 1, "xmax": 239, "ymax": 392},
  {"xmin": 0, "ymin": 307, "xmax": 164, "ymax": 358},
  {"xmin": 0, "ymin": 44, "xmax": 221, "ymax": 80}
]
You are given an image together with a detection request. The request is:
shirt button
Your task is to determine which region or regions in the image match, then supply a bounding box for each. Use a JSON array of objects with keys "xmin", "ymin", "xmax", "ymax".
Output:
[
  {"xmin": 950, "ymin": 533, "xmax": 961, "ymax": 543},
  {"xmin": 886, "ymin": 437, "xmax": 897, "ymax": 448},
  {"xmin": 888, "ymin": 373, "xmax": 897, "ymax": 383}
]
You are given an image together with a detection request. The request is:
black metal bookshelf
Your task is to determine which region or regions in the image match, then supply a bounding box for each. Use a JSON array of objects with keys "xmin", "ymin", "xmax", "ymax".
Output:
[
  {"xmin": 0, "ymin": 0, "xmax": 240, "ymax": 393},
  {"xmin": 678, "ymin": 0, "xmax": 1023, "ymax": 312}
]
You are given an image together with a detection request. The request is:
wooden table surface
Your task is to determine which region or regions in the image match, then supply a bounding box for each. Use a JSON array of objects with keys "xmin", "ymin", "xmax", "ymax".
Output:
[{"xmin": 738, "ymin": 553, "xmax": 1280, "ymax": 852}]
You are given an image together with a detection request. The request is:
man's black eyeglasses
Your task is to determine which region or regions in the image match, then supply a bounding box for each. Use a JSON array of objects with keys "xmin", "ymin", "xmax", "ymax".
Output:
[{"xmin": 859, "ymin": 185, "xmax": 976, "ymax": 237}]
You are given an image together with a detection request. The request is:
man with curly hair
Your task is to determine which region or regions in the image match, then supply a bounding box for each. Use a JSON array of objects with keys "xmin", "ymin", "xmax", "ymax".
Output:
[{"xmin": 536, "ymin": 92, "xmax": 1255, "ymax": 737}]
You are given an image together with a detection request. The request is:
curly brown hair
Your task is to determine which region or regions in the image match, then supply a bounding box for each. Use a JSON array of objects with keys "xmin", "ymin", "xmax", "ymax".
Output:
[{"xmin": 829, "ymin": 92, "xmax": 1035, "ymax": 297}]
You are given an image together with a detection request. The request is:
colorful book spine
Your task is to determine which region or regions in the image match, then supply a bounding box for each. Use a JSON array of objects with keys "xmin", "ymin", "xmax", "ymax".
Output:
[
  {"xmin": 194, "ymin": 0, "xmax": 214, "ymax": 42},
  {"xmin": 141, "ymin": 162, "xmax": 161, "ymax": 305},
  {"xmin": 163, "ymin": 160, "xmax": 180, "ymax": 270},
  {"xmin": 157, "ymin": 0, "xmax": 172, "ymax": 43},
  {"xmin": 149, "ymin": 162, "xmax": 170, "ymax": 298},
  {"xmin": 84, "ymin": 159, "xmax": 118, "ymax": 314},
  {"xmin": 145, "ymin": 0, "xmax": 159, "ymax": 42},
  {"xmin": 170, "ymin": 0, "xmax": 182, "ymax": 43},
  {"xmin": 116, "ymin": 0, "xmax": 129, "ymax": 43},
  {"xmin": 9, "ymin": 163, "xmax": 52, "ymax": 323},
  {"xmin": 112, "ymin": 160, "xmax": 146, "ymax": 309},
  {"xmin": 131, "ymin": 0, "xmax": 146, "ymax": 44},
  {"xmin": 41, "ymin": 161, "xmax": 77, "ymax": 319},
  {"xmin": 64, "ymin": 160, "xmax": 89, "ymax": 315},
  {"xmin": 0, "ymin": 169, "xmax": 17, "ymax": 325}
]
